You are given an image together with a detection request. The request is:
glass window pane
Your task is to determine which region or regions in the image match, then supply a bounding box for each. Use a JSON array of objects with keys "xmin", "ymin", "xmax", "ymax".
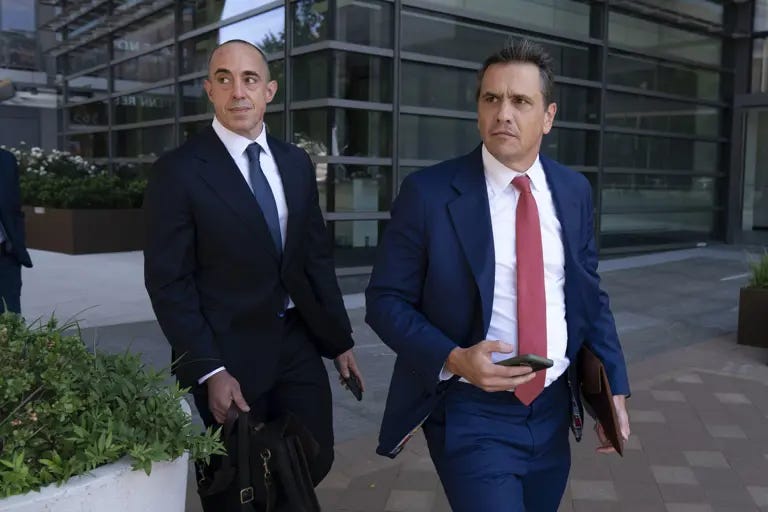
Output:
[
  {"xmin": 0, "ymin": 31, "xmax": 35, "ymax": 70},
  {"xmin": 602, "ymin": 173, "xmax": 716, "ymax": 214},
  {"xmin": 414, "ymin": 0, "xmax": 590, "ymax": 37},
  {"xmin": 293, "ymin": 0, "xmax": 393, "ymax": 48},
  {"xmin": 114, "ymin": 47, "xmax": 175, "ymax": 92},
  {"xmin": 609, "ymin": 12, "xmax": 721, "ymax": 67},
  {"xmin": 180, "ymin": 77, "xmax": 212, "ymax": 117},
  {"xmin": 603, "ymin": 133, "xmax": 720, "ymax": 172},
  {"xmin": 605, "ymin": 92, "xmax": 720, "ymax": 137},
  {"xmin": 113, "ymin": 8, "xmax": 174, "ymax": 60},
  {"xmin": 67, "ymin": 132, "xmax": 109, "ymax": 158},
  {"xmin": 600, "ymin": 211, "xmax": 714, "ymax": 249},
  {"xmin": 402, "ymin": 10, "xmax": 596, "ymax": 80},
  {"xmin": 293, "ymin": 51, "xmax": 393, "ymax": 102},
  {"xmin": 555, "ymin": 85, "xmax": 600, "ymax": 124},
  {"xmin": 67, "ymin": 67, "xmax": 110, "ymax": 101},
  {"xmin": 756, "ymin": 0, "xmax": 768, "ymax": 32},
  {"xmin": 218, "ymin": 7, "xmax": 285, "ymax": 54},
  {"xmin": 181, "ymin": 31, "xmax": 217, "ymax": 75},
  {"xmin": 607, "ymin": 53, "xmax": 720, "ymax": 100},
  {"xmin": 181, "ymin": 120, "xmax": 211, "ymax": 141},
  {"xmin": 1, "ymin": 0, "xmax": 35, "ymax": 31},
  {"xmin": 327, "ymin": 165, "xmax": 392, "ymax": 213},
  {"xmin": 66, "ymin": 38, "xmax": 108, "ymax": 74},
  {"xmin": 181, "ymin": 0, "xmax": 277, "ymax": 32},
  {"xmin": 114, "ymin": 125, "xmax": 176, "ymax": 158},
  {"xmin": 114, "ymin": 86, "xmax": 175, "ymax": 125},
  {"xmin": 542, "ymin": 128, "xmax": 599, "ymax": 167},
  {"xmin": 401, "ymin": 62, "xmax": 476, "ymax": 111},
  {"xmin": 616, "ymin": 0, "xmax": 722, "ymax": 27},
  {"xmin": 264, "ymin": 111, "xmax": 285, "ymax": 140},
  {"xmin": 399, "ymin": 115, "xmax": 476, "ymax": 161},
  {"xmin": 753, "ymin": 38, "xmax": 768, "ymax": 94},
  {"xmin": 330, "ymin": 220, "xmax": 387, "ymax": 267},
  {"xmin": 68, "ymin": 101, "xmax": 109, "ymax": 131},
  {"xmin": 293, "ymin": 108, "xmax": 392, "ymax": 157}
]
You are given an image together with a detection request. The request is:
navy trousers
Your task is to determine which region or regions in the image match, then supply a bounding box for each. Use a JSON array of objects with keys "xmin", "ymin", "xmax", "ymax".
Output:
[
  {"xmin": 0, "ymin": 254, "xmax": 21, "ymax": 314},
  {"xmin": 423, "ymin": 375, "xmax": 571, "ymax": 512}
]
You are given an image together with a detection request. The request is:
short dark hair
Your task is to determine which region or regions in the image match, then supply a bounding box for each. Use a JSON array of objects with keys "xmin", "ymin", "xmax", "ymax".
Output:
[
  {"xmin": 207, "ymin": 39, "xmax": 270, "ymax": 80},
  {"xmin": 476, "ymin": 38, "xmax": 555, "ymax": 106}
]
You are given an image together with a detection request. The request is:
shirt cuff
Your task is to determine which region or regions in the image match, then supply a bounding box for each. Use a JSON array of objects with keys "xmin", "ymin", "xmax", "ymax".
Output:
[
  {"xmin": 439, "ymin": 363, "xmax": 454, "ymax": 381},
  {"xmin": 198, "ymin": 366, "xmax": 226, "ymax": 384}
]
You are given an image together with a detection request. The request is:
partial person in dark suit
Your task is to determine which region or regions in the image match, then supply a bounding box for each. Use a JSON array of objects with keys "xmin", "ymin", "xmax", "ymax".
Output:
[
  {"xmin": 0, "ymin": 148, "xmax": 33, "ymax": 314},
  {"xmin": 366, "ymin": 40, "xmax": 631, "ymax": 511},
  {"xmin": 143, "ymin": 39, "xmax": 364, "ymax": 486}
]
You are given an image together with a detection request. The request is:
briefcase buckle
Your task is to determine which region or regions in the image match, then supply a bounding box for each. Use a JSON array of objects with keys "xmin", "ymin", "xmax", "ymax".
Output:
[{"xmin": 240, "ymin": 486, "xmax": 254, "ymax": 504}]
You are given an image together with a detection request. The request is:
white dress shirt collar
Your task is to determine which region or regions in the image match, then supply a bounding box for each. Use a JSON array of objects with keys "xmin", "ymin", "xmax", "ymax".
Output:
[
  {"xmin": 211, "ymin": 117, "xmax": 273, "ymax": 160},
  {"xmin": 481, "ymin": 144, "xmax": 546, "ymax": 197}
]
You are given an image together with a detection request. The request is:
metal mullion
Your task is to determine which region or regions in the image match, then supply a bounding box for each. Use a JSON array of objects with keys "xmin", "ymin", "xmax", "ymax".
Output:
[
  {"xmin": 392, "ymin": 0, "xmax": 402, "ymax": 198},
  {"xmin": 291, "ymin": 41, "xmax": 394, "ymax": 58},
  {"xmin": 106, "ymin": 0, "xmax": 113, "ymax": 174},
  {"xmin": 325, "ymin": 212, "xmax": 390, "ymax": 221},
  {"xmin": 110, "ymin": 118, "xmax": 176, "ymax": 131},
  {"xmin": 608, "ymin": 2, "xmax": 724, "ymax": 38},
  {"xmin": 605, "ymin": 84, "xmax": 728, "ymax": 108},
  {"xmin": 313, "ymin": 156, "xmax": 392, "ymax": 165},
  {"xmin": 289, "ymin": 98, "xmax": 393, "ymax": 111},
  {"xmin": 602, "ymin": 166, "xmax": 726, "ymax": 177},
  {"xmin": 399, "ymin": 105, "xmax": 476, "ymax": 120},
  {"xmin": 65, "ymin": 63, "xmax": 109, "ymax": 81},
  {"xmin": 62, "ymin": 126, "xmax": 110, "ymax": 136},
  {"xmin": 606, "ymin": 42, "xmax": 734, "ymax": 75},
  {"xmin": 176, "ymin": 1, "xmax": 283, "ymax": 41},
  {"xmin": 111, "ymin": 77, "xmax": 176, "ymax": 98},
  {"xmin": 178, "ymin": 70, "xmax": 208, "ymax": 82},
  {"xmin": 284, "ymin": 0, "xmax": 293, "ymax": 143},
  {"xmin": 174, "ymin": 0, "xmax": 182, "ymax": 146},
  {"xmin": 601, "ymin": 205, "xmax": 723, "ymax": 216},
  {"xmin": 179, "ymin": 114, "xmax": 215, "ymax": 124},
  {"xmin": 110, "ymin": 39, "xmax": 174, "ymax": 67},
  {"xmin": 601, "ymin": 126, "xmax": 728, "ymax": 143},
  {"xmin": 400, "ymin": 158, "xmax": 439, "ymax": 167}
]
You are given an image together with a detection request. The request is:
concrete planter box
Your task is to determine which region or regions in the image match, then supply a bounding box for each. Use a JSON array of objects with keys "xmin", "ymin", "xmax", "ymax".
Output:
[
  {"xmin": 23, "ymin": 206, "xmax": 144, "ymax": 254},
  {"xmin": 737, "ymin": 287, "xmax": 768, "ymax": 348},
  {"xmin": 0, "ymin": 400, "xmax": 191, "ymax": 512}
]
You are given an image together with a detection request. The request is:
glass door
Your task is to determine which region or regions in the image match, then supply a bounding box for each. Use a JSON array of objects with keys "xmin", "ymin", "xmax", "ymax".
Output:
[{"xmin": 743, "ymin": 109, "xmax": 768, "ymax": 235}]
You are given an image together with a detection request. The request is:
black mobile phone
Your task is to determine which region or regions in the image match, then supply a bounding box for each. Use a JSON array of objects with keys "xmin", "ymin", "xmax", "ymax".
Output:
[
  {"xmin": 495, "ymin": 354, "xmax": 554, "ymax": 372},
  {"xmin": 344, "ymin": 374, "xmax": 363, "ymax": 401}
]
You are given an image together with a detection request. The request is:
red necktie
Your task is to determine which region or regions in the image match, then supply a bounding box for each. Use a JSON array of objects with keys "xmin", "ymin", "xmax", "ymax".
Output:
[{"xmin": 512, "ymin": 175, "xmax": 547, "ymax": 405}]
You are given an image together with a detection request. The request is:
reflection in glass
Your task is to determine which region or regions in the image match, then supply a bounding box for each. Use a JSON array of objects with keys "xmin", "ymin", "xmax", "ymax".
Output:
[
  {"xmin": 68, "ymin": 101, "xmax": 109, "ymax": 130},
  {"xmin": 756, "ymin": 0, "xmax": 768, "ymax": 32},
  {"xmin": 401, "ymin": 62, "xmax": 476, "ymax": 111},
  {"xmin": 609, "ymin": 12, "xmax": 721, "ymax": 66},
  {"xmin": 180, "ymin": 0, "xmax": 276, "ymax": 32},
  {"xmin": 67, "ymin": 132, "xmax": 109, "ymax": 158},
  {"xmin": 0, "ymin": 31, "xmax": 35, "ymax": 70},
  {"xmin": 113, "ymin": 47, "xmax": 175, "ymax": 92},
  {"xmin": 293, "ymin": 0, "xmax": 393, "ymax": 48},
  {"xmin": 293, "ymin": 109, "xmax": 392, "ymax": 158},
  {"xmin": 114, "ymin": 86, "xmax": 175, "ymax": 125},
  {"xmin": 264, "ymin": 111, "xmax": 285, "ymax": 140},
  {"xmin": 218, "ymin": 7, "xmax": 285, "ymax": 54},
  {"xmin": 329, "ymin": 220, "xmax": 387, "ymax": 267},
  {"xmin": 603, "ymin": 133, "xmax": 719, "ymax": 172},
  {"xmin": 181, "ymin": 32, "xmax": 218, "ymax": 75},
  {"xmin": 399, "ymin": 114, "xmax": 476, "ymax": 161},
  {"xmin": 113, "ymin": 8, "xmax": 174, "ymax": 61},
  {"xmin": 743, "ymin": 110, "xmax": 768, "ymax": 231},
  {"xmin": 752, "ymin": 38, "xmax": 767, "ymax": 94},
  {"xmin": 67, "ymin": 68, "xmax": 110, "ymax": 101},
  {"xmin": 181, "ymin": 120, "xmax": 211, "ymax": 141},
  {"xmin": 600, "ymin": 211, "xmax": 713, "ymax": 248},
  {"xmin": 541, "ymin": 128, "xmax": 598, "ymax": 167},
  {"xmin": 601, "ymin": 173, "xmax": 716, "ymax": 214},
  {"xmin": 180, "ymin": 77, "xmax": 212, "ymax": 116},
  {"xmin": 66, "ymin": 39, "xmax": 109, "ymax": 75},
  {"xmin": 607, "ymin": 53, "xmax": 720, "ymax": 100},
  {"xmin": 327, "ymin": 165, "xmax": 392, "ymax": 213},
  {"xmin": 605, "ymin": 92, "xmax": 720, "ymax": 138},
  {"xmin": 293, "ymin": 51, "xmax": 393, "ymax": 102},
  {"xmin": 114, "ymin": 125, "xmax": 176, "ymax": 158}
]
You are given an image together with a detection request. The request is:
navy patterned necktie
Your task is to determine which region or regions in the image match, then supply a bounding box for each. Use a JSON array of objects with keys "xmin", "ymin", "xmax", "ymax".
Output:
[{"xmin": 245, "ymin": 142, "xmax": 282, "ymax": 255}]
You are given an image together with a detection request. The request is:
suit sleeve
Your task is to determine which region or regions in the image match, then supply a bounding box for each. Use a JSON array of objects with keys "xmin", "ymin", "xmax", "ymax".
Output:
[
  {"xmin": 301, "ymin": 151, "xmax": 354, "ymax": 354},
  {"xmin": 365, "ymin": 176, "xmax": 457, "ymax": 394},
  {"xmin": 143, "ymin": 155, "xmax": 223, "ymax": 388},
  {"xmin": 580, "ymin": 182, "xmax": 631, "ymax": 397}
]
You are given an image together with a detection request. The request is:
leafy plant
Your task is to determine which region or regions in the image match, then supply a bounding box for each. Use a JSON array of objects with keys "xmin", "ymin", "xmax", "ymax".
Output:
[
  {"xmin": 0, "ymin": 313, "xmax": 225, "ymax": 499},
  {"xmin": 2, "ymin": 143, "xmax": 146, "ymax": 209},
  {"xmin": 747, "ymin": 250, "xmax": 768, "ymax": 289}
]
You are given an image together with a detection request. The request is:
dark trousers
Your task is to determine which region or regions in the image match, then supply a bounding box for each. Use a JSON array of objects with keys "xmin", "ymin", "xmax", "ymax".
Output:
[
  {"xmin": 0, "ymin": 254, "xmax": 21, "ymax": 314},
  {"xmin": 193, "ymin": 310, "xmax": 334, "ymax": 487},
  {"xmin": 423, "ymin": 375, "xmax": 571, "ymax": 512}
]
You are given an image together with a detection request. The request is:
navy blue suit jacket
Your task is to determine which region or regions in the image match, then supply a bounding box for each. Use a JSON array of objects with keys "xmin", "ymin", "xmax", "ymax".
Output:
[
  {"xmin": 144, "ymin": 127, "xmax": 353, "ymax": 399},
  {"xmin": 0, "ymin": 148, "xmax": 32, "ymax": 268},
  {"xmin": 366, "ymin": 146, "xmax": 630, "ymax": 458}
]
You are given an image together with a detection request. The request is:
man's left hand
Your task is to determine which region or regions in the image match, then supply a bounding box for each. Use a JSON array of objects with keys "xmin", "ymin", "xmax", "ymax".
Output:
[
  {"xmin": 596, "ymin": 394, "xmax": 630, "ymax": 454},
  {"xmin": 334, "ymin": 349, "xmax": 365, "ymax": 392}
]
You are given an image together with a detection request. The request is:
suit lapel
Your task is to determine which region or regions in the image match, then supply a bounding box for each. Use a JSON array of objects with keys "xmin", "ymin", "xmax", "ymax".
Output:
[
  {"xmin": 268, "ymin": 135, "xmax": 304, "ymax": 270},
  {"xmin": 447, "ymin": 147, "xmax": 495, "ymax": 333},
  {"xmin": 540, "ymin": 155, "xmax": 580, "ymax": 260},
  {"xmin": 193, "ymin": 127, "xmax": 280, "ymax": 262}
]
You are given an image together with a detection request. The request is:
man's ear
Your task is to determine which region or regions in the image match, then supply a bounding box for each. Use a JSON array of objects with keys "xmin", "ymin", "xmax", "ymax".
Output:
[
  {"xmin": 543, "ymin": 102, "xmax": 558, "ymax": 134},
  {"xmin": 203, "ymin": 78, "xmax": 213, "ymax": 102},
  {"xmin": 265, "ymin": 80, "xmax": 278, "ymax": 104}
]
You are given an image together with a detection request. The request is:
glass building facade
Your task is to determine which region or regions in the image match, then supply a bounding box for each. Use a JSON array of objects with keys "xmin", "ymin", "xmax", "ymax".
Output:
[{"xmin": 36, "ymin": 0, "xmax": 768, "ymax": 270}]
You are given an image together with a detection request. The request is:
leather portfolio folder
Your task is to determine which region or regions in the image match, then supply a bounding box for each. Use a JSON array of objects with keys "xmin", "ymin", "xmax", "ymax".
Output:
[{"xmin": 578, "ymin": 346, "xmax": 624, "ymax": 456}]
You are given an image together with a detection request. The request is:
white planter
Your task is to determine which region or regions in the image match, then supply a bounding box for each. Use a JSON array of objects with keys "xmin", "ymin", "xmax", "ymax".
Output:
[{"xmin": 0, "ymin": 401, "xmax": 192, "ymax": 512}]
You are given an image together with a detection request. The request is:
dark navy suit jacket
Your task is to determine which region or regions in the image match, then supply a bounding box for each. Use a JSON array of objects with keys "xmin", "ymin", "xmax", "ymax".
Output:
[
  {"xmin": 366, "ymin": 145, "xmax": 630, "ymax": 458},
  {"xmin": 0, "ymin": 148, "xmax": 32, "ymax": 268}
]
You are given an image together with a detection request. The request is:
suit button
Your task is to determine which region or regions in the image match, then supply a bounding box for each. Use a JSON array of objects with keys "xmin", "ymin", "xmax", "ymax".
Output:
[{"xmin": 277, "ymin": 311, "xmax": 286, "ymax": 319}]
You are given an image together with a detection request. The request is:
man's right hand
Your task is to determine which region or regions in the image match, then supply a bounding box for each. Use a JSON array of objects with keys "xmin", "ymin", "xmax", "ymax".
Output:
[
  {"xmin": 445, "ymin": 340, "xmax": 536, "ymax": 392},
  {"xmin": 206, "ymin": 370, "xmax": 250, "ymax": 423}
]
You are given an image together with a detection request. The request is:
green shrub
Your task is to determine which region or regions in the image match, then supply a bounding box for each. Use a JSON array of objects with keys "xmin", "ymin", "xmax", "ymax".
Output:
[
  {"xmin": 747, "ymin": 251, "xmax": 768, "ymax": 289},
  {"xmin": 0, "ymin": 313, "xmax": 224, "ymax": 498}
]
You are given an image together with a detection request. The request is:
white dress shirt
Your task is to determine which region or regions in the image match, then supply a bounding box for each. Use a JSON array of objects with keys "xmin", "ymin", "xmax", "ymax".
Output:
[
  {"xmin": 199, "ymin": 117, "xmax": 293, "ymax": 384},
  {"xmin": 441, "ymin": 145, "xmax": 570, "ymax": 388}
]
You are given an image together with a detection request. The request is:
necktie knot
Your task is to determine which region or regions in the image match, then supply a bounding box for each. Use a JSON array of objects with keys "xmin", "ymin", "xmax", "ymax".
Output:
[
  {"xmin": 246, "ymin": 142, "xmax": 262, "ymax": 162},
  {"xmin": 512, "ymin": 174, "xmax": 532, "ymax": 194}
]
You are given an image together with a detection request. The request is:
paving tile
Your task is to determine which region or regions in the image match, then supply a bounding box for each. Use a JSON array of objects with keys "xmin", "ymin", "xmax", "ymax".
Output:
[
  {"xmin": 633, "ymin": 410, "xmax": 667, "ymax": 423},
  {"xmin": 652, "ymin": 390, "xmax": 687, "ymax": 402},
  {"xmin": 572, "ymin": 501, "xmax": 621, "ymax": 512},
  {"xmin": 652, "ymin": 466, "xmax": 699, "ymax": 485},
  {"xmin": 658, "ymin": 484, "xmax": 708, "ymax": 503},
  {"xmin": 336, "ymin": 487, "xmax": 391, "ymax": 511},
  {"xmin": 569, "ymin": 456, "xmax": 614, "ymax": 479},
  {"xmin": 625, "ymin": 434, "xmax": 643, "ymax": 451},
  {"xmin": 706, "ymin": 424, "xmax": 747, "ymax": 439},
  {"xmin": 430, "ymin": 488, "xmax": 451, "ymax": 512},
  {"xmin": 747, "ymin": 486, "xmax": 768, "ymax": 507},
  {"xmin": 675, "ymin": 374, "xmax": 704, "ymax": 384},
  {"xmin": 683, "ymin": 451, "xmax": 730, "ymax": 469},
  {"xmin": 665, "ymin": 504, "xmax": 713, "ymax": 512},
  {"xmin": 385, "ymin": 490, "xmax": 434, "ymax": 512},
  {"xmin": 612, "ymin": 481, "xmax": 664, "ymax": 504},
  {"xmin": 570, "ymin": 480, "xmax": 618, "ymax": 501},
  {"xmin": 392, "ymin": 469, "xmax": 440, "ymax": 491},
  {"xmin": 714, "ymin": 392, "xmax": 752, "ymax": 405}
]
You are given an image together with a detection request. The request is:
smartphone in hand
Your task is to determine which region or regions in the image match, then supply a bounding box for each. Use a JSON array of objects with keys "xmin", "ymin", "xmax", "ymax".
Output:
[
  {"xmin": 344, "ymin": 374, "xmax": 363, "ymax": 401},
  {"xmin": 495, "ymin": 353, "xmax": 554, "ymax": 372}
]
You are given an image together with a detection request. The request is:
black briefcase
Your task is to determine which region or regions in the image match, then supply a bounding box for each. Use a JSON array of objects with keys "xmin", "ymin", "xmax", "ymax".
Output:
[{"xmin": 196, "ymin": 408, "xmax": 322, "ymax": 512}]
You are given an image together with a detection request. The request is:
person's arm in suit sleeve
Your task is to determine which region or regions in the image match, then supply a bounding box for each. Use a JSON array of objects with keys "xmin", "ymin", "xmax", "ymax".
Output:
[
  {"xmin": 580, "ymin": 181, "xmax": 630, "ymax": 397},
  {"xmin": 143, "ymin": 155, "xmax": 223, "ymax": 389},
  {"xmin": 366, "ymin": 175, "xmax": 457, "ymax": 394},
  {"xmin": 300, "ymin": 151, "xmax": 354, "ymax": 356}
]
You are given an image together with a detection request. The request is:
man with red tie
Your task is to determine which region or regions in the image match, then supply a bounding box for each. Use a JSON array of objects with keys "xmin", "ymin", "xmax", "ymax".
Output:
[{"xmin": 366, "ymin": 39, "xmax": 631, "ymax": 511}]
